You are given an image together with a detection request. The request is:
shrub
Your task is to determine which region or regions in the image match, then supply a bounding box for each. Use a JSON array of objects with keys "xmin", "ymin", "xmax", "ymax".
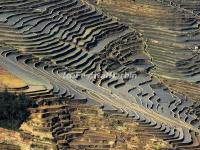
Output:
[{"xmin": 0, "ymin": 89, "xmax": 35, "ymax": 130}]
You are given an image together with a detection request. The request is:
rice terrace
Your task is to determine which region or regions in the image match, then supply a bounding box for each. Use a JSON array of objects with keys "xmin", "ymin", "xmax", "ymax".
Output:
[{"xmin": 0, "ymin": 0, "xmax": 200, "ymax": 149}]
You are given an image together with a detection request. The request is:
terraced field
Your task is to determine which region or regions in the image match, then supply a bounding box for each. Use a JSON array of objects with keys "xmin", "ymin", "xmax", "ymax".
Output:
[
  {"xmin": 97, "ymin": 0, "xmax": 200, "ymax": 84},
  {"xmin": 16, "ymin": 104, "xmax": 170, "ymax": 149},
  {"xmin": 0, "ymin": 65, "xmax": 27, "ymax": 90},
  {"xmin": 0, "ymin": 0, "xmax": 200, "ymax": 149}
]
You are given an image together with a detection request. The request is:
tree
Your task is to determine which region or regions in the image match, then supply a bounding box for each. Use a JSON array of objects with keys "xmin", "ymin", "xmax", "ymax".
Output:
[{"xmin": 0, "ymin": 89, "xmax": 35, "ymax": 130}]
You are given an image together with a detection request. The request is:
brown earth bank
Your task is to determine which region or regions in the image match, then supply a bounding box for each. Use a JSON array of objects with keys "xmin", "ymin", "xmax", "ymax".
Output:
[
  {"xmin": 0, "ymin": 65, "xmax": 54, "ymax": 99},
  {"xmin": 0, "ymin": 128, "xmax": 27, "ymax": 150},
  {"xmin": 0, "ymin": 103, "xmax": 171, "ymax": 150},
  {"xmin": 0, "ymin": 65, "xmax": 27, "ymax": 90}
]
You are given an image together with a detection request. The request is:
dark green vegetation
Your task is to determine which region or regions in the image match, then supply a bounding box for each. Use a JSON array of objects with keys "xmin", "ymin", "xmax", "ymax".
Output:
[{"xmin": 0, "ymin": 89, "xmax": 35, "ymax": 130}]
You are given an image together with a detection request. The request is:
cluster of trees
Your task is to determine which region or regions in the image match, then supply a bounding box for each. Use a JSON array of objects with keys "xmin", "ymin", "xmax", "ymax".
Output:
[{"xmin": 0, "ymin": 89, "xmax": 35, "ymax": 130}]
